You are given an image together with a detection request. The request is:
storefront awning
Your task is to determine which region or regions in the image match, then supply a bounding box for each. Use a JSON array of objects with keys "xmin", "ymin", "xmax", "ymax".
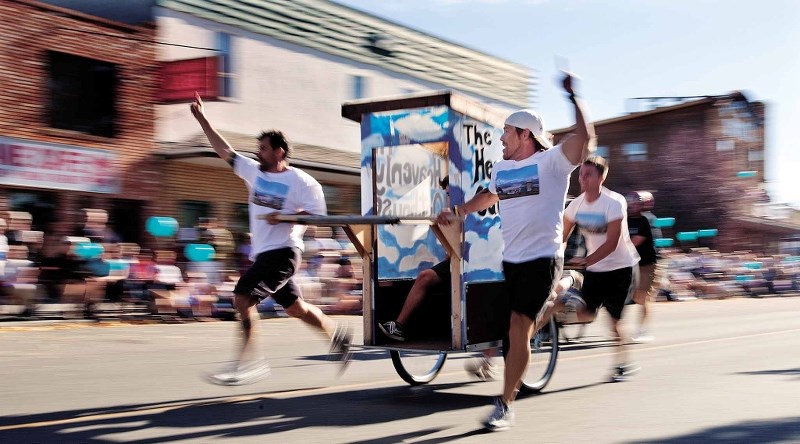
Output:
[
  {"xmin": 732, "ymin": 215, "xmax": 800, "ymax": 236},
  {"xmin": 155, "ymin": 131, "xmax": 360, "ymax": 176}
]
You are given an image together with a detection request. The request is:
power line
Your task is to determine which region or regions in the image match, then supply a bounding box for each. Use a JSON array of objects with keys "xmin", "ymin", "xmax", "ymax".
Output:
[{"xmin": 55, "ymin": 26, "xmax": 218, "ymax": 52}]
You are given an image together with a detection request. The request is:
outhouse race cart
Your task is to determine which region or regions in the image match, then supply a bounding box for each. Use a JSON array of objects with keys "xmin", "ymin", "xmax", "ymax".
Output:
[{"xmin": 279, "ymin": 91, "xmax": 559, "ymax": 392}]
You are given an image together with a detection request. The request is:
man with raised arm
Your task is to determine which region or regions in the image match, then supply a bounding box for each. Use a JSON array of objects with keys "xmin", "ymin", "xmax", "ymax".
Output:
[
  {"xmin": 438, "ymin": 73, "xmax": 595, "ymax": 431},
  {"xmin": 190, "ymin": 93, "xmax": 352, "ymax": 385}
]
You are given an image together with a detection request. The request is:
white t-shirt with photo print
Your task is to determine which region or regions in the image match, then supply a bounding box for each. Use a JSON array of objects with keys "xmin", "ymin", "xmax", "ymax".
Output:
[
  {"xmin": 233, "ymin": 154, "xmax": 326, "ymax": 260},
  {"xmin": 489, "ymin": 144, "xmax": 578, "ymax": 263},
  {"xmin": 564, "ymin": 187, "xmax": 640, "ymax": 272}
]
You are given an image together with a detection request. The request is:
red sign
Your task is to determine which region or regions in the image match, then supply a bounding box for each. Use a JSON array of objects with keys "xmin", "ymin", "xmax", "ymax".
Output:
[
  {"xmin": 0, "ymin": 137, "xmax": 119, "ymax": 194},
  {"xmin": 159, "ymin": 57, "xmax": 220, "ymax": 102}
]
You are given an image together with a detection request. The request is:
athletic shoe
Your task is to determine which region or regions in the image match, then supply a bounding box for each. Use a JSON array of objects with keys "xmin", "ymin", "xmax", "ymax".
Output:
[
  {"xmin": 565, "ymin": 269, "xmax": 584, "ymax": 291},
  {"xmin": 611, "ymin": 362, "xmax": 641, "ymax": 382},
  {"xmin": 482, "ymin": 397, "xmax": 515, "ymax": 431},
  {"xmin": 631, "ymin": 330, "xmax": 654, "ymax": 343},
  {"xmin": 378, "ymin": 320, "xmax": 406, "ymax": 342},
  {"xmin": 207, "ymin": 359, "xmax": 271, "ymax": 386},
  {"xmin": 559, "ymin": 289, "xmax": 586, "ymax": 324},
  {"xmin": 329, "ymin": 324, "xmax": 353, "ymax": 372},
  {"xmin": 465, "ymin": 356, "xmax": 497, "ymax": 381}
]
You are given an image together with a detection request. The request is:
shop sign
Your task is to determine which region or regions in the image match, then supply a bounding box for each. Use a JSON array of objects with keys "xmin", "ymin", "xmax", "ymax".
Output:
[
  {"xmin": 159, "ymin": 57, "xmax": 219, "ymax": 102},
  {"xmin": 0, "ymin": 137, "xmax": 119, "ymax": 193}
]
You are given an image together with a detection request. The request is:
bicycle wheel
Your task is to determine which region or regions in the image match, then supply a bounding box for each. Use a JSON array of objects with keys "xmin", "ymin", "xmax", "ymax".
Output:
[
  {"xmin": 390, "ymin": 350, "xmax": 448, "ymax": 385},
  {"xmin": 518, "ymin": 317, "xmax": 559, "ymax": 394}
]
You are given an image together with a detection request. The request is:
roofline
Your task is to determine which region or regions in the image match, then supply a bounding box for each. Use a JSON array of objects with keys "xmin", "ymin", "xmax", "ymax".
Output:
[
  {"xmin": 552, "ymin": 91, "xmax": 749, "ymax": 134},
  {"xmin": 324, "ymin": 0, "xmax": 530, "ymax": 73},
  {"xmin": 14, "ymin": 0, "xmax": 151, "ymax": 32},
  {"xmin": 153, "ymin": 148, "xmax": 360, "ymax": 175},
  {"xmin": 342, "ymin": 90, "xmax": 507, "ymax": 127},
  {"xmin": 156, "ymin": 0, "xmax": 531, "ymax": 107}
]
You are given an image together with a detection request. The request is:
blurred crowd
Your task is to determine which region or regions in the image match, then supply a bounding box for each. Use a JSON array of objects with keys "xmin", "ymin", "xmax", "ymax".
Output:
[
  {"xmin": 654, "ymin": 247, "xmax": 800, "ymax": 301},
  {"xmin": 2, "ymin": 208, "xmax": 798, "ymax": 322},
  {"xmin": 0, "ymin": 210, "xmax": 363, "ymax": 320}
]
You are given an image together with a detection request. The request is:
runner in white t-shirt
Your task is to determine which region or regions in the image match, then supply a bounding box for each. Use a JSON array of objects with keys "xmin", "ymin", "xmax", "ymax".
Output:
[
  {"xmin": 563, "ymin": 155, "xmax": 641, "ymax": 382},
  {"xmin": 190, "ymin": 93, "xmax": 351, "ymax": 386},
  {"xmin": 438, "ymin": 72, "xmax": 595, "ymax": 432}
]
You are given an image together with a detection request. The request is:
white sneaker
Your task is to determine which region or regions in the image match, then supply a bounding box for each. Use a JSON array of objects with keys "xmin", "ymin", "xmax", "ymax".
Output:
[
  {"xmin": 482, "ymin": 397, "xmax": 514, "ymax": 431},
  {"xmin": 631, "ymin": 330, "xmax": 654, "ymax": 343},
  {"xmin": 465, "ymin": 357, "xmax": 497, "ymax": 381},
  {"xmin": 207, "ymin": 359, "xmax": 271, "ymax": 386}
]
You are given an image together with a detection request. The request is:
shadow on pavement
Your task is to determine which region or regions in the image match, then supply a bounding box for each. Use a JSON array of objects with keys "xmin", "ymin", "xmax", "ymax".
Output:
[
  {"xmin": 348, "ymin": 427, "xmax": 458, "ymax": 444},
  {"xmin": 360, "ymin": 427, "xmax": 492, "ymax": 444},
  {"xmin": 735, "ymin": 367, "xmax": 800, "ymax": 380},
  {"xmin": 630, "ymin": 416, "xmax": 800, "ymax": 443},
  {"xmin": 0, "ymin": 383, "xmax": 490, "ymax": 443}
]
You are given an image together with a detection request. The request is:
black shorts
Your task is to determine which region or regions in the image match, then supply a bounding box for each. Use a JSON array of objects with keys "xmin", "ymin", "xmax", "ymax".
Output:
[
  {"xmin": 581, "ymin": 265, "xmax": 638, "ymax": 320},
  {"xmin": 233, "ymin": 247, "xmax": 302, "ymax": 308},
  {"xmin": 502, "ymin": 257, "xmax": 563, "ymax": 320},
  {"xmin": 431, "ymin": 259, "xmax": 451, "ymax": 281}
]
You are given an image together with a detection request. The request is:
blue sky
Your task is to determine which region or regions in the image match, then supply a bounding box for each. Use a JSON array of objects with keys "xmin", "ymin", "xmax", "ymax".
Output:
[{"xmin": 334, "ymin": 0, "xmax": 800, "ymax": 207}]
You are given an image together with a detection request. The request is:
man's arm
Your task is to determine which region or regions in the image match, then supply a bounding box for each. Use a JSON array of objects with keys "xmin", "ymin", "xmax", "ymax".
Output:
[
  {"xmin": 436, "ymin": 189, "xmax": 499, "ymax": 225},
  {"xmin": 585, "ymin": 218, "xmax": 622, "ymax": 267},
  {"xmin": 458, "ymin": 189, "xmax": 499, "ymax": 216},
  {"xmin": 559, "ymin": 73, "xmax": 596, "ymax": 166},
  {"xmin": 190, "ymin": 92, "xmax": 236, "ymax": 163},
  {"xmin": 562, "ymin": 216, "xmax": 576, "ymax": 244}
]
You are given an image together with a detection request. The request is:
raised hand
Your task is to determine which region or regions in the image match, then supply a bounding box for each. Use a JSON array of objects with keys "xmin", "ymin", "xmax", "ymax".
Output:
[
  {"xmin": 561, "ymin": 71, "xmax": 578, "ymax": 96},
  {"xmin": 190, "ymin": 92, "xmax": 205, "ymax": 121}
]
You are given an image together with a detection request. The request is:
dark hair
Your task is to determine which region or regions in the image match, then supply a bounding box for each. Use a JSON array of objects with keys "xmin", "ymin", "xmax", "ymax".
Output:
[
  {"xmin": 439, "ymin": 175, "xmax": 449, "ymax": 190},
  {"xmin": 257, "ymin": 130, "xmax": 291, "ymax": 158},
  {"xmin": 515, "ymin": 127, "xmax": 549, "ymax": 152},
  {"xmin": 583, "ymin": 155, "xmax": 609, "ymax": 179}
]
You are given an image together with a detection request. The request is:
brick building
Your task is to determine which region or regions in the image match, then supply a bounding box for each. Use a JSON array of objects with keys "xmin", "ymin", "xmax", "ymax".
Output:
[
  {"xmin": 555, "ymin": 92, "xmax": 797, "ymax": 253},
  {"xmin": 0, "ymin": 0, "xmax": 160, "ymax": 241},
  {"xmin": 38, "ymin": 0, "xmax": 532, "ymax": 238}
]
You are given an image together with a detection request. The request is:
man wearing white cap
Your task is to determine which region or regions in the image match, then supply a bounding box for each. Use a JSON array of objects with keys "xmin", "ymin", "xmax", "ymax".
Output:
[{"xmin": 438, "ymin": 72, "xmax": 595, "ymax": 431}]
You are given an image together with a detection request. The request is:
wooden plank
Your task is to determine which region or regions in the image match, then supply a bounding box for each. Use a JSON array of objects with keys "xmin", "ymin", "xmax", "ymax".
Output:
[{"xmin": 260, "ymin": 214, "xmax": 436, "ymax": 225}]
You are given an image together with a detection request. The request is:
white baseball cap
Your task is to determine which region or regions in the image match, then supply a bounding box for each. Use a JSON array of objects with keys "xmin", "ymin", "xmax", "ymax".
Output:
[{"xmin": 504, "ymin": 109, "xmax": 553, "ymax": 149}]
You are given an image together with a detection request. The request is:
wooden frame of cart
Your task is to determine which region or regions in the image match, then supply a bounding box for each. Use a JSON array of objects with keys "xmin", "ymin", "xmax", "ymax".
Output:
[{"xmin": 277, "ymin": 91, "xmax": 561, "ymax": 388}]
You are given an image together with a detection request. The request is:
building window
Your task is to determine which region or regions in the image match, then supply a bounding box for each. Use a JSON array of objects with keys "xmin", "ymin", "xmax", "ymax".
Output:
[
  {"xmin": 622, "ymin": 143, "xmax": 648, "ymax": 162},
  {"xmin": 216, "ymin": 32, "xmax": 234, "ymax": 97},
  {"xmin": 231, "ymin": 203, "xmax": 249, "ymax": 234},
  {"xmin": 351, "ymin": 75, "xmax": 366, "ymax": 99},
  {"xmin": 595, "ymin": 145, "xmax": 610, "ymax": 160},
  {"xmin": 9, "ymin": 190, "xmax": 56, "ymax": 232},
  {"xmin": 748, "ymin": 150, "xmax": 764, "ymax": 162},
  {"xmin": 179, "ymin": 200, "xmax": 211, "ymax": 229},
  {"xmin": 47, "ymin": 51, "xmax": 117, "ymax": 137},
  {"xmin": 716, "ymin": 139, "xmax": 735, "ymax": 151}
]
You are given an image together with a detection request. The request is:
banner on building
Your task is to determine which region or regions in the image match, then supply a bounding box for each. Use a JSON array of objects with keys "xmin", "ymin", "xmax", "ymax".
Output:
[
  {"xmin": 159, "ymin": 57, "xmax": 220, "ymax": 102},
  {"xmin": 0, "ymin": 137, "xmax": 120, "ymax": 194}
]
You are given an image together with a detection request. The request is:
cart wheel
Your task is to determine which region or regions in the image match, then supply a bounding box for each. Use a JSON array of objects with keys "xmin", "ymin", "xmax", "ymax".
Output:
[
  {"xmin": 390, "ymin": 350, "xmax": 448, "ymax": 385},
  {"xmin": 518, "ymin": 317, "xmax": 559, "ymax": 394}
]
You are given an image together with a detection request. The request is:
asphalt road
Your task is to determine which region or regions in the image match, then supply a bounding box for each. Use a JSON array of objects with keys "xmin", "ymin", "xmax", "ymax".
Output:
[{"xmin": 1, "ymin": 296, "xmax": 799, "ymax": 443}]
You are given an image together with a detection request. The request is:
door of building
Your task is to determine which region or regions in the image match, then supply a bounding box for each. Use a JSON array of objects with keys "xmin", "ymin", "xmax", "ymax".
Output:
[{"xmin": 110, "ymin": 198, "xmax": 144, "ymax": 243}]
